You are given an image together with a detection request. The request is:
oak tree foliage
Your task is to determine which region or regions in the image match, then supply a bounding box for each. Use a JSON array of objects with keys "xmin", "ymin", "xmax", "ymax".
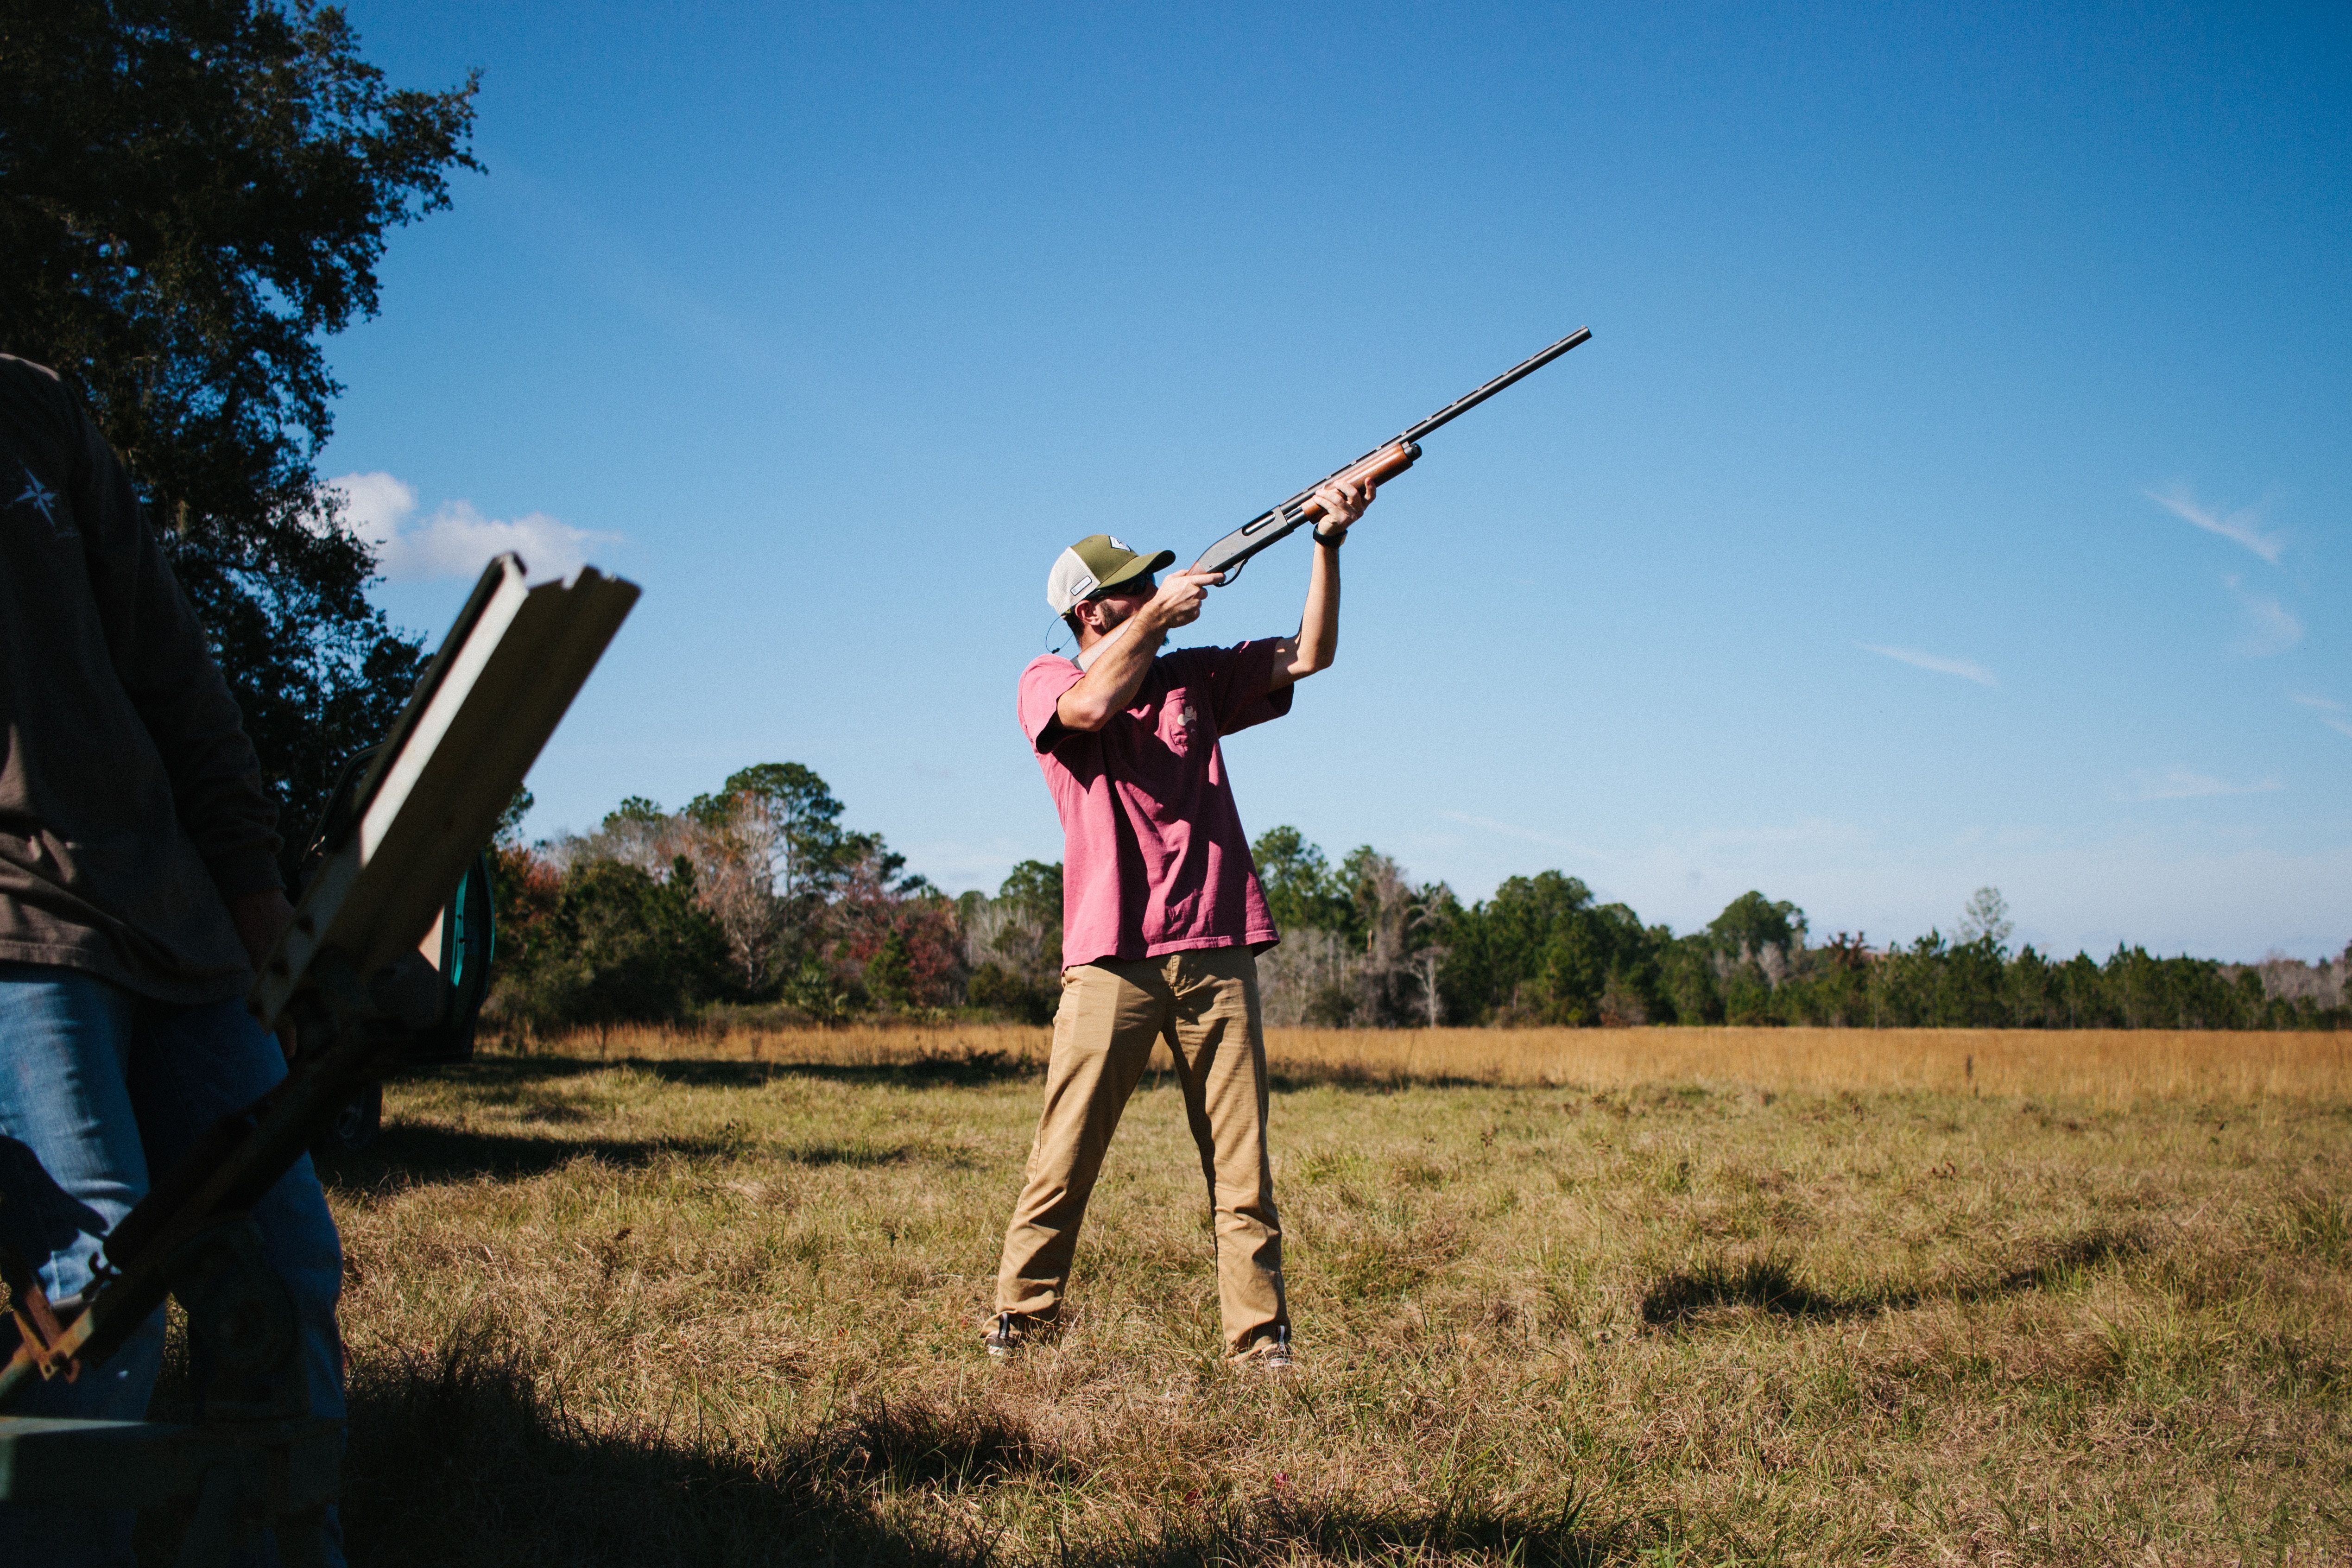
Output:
[
  {"xmin": 961, "ymin": 859, "xmax": 1063, "ymax": 1024},
  {"xmin": 0, "ymin": 0, "xmax": 480, "ymax": 840}
]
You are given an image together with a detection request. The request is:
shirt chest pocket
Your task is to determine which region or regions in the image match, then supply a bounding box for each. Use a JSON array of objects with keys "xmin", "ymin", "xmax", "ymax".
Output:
[{"xmin": 1155, "ymin": 695, "xmax": 1204, "ymax": 757}]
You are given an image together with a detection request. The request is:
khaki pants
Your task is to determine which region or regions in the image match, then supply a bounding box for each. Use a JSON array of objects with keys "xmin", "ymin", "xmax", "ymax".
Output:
[{"xmin": 993, "ymin": 945, "xmax": 1286, "ymax": 1352}]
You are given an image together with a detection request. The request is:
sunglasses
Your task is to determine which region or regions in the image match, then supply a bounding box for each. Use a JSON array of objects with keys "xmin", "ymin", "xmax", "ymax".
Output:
[{"xmin": 1092, "ymin": 575, "xmax": 1155, "ymax": 600}]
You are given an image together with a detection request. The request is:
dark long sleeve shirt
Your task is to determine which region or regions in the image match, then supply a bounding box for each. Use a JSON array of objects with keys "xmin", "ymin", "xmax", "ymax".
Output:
[{"xmin": 0, "ymin": 354, "xmax": 281, "ymax": 1003}]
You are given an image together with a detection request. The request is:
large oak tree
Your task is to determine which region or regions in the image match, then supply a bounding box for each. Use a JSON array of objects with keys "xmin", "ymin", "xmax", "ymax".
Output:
[{"xmin": 0, "ymin": 0, "xmax": 478, "ymax": 848}]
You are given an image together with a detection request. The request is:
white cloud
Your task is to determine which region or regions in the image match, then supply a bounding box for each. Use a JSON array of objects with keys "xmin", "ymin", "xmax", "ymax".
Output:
[
  {"xmin": 326, "ymin": 469, "xmax": 415, "ymax": 543},
  {"xmin": 2120, "ymin": 766, "xmax": 2282, "ymax": 802},
  {"xmin": 329, "ymin": 471, "xmax": 620, "ymax": 582},
  {"xmin": 2223, "ymin": 574, "xmax": 2303, "ymax": 657},
  {"xmin": 2326, "ymin": 717, "xmax": 2352, "ymax": 741},
  {"xmin": 1860, "ymin": 644, "xmax": 1998, "ymax": 687},
  {"xmin": 2146, "ymin": 484, "xmax": 2283, "ymax": 563}
]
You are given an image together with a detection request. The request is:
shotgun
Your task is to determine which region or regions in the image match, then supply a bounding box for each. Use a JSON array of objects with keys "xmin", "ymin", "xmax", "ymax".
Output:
[
  {"xmin": 1071, "ymin": 328, "xmax": 1591, "ymax": 671},
  {"xmin": 1193, "ymin": 325, "xmax": 1592, "ymax": 581}
]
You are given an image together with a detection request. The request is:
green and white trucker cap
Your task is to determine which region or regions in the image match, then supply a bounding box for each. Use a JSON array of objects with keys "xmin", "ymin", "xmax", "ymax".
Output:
[{"xmin": 1046, "ymin": 534, "xmax": 1176, "ymax": 616}]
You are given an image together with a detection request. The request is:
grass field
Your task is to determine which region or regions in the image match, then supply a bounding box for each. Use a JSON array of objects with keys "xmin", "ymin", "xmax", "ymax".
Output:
[{"xmin": 300, "ymin": 1026, "xmax": 2351, "ymax": 1565}]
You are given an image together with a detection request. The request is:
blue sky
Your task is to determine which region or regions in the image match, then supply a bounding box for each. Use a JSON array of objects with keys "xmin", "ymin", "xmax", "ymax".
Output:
[{"xmin": 323, "ymin": 1, "xmax": 2348, "ymax": 962}]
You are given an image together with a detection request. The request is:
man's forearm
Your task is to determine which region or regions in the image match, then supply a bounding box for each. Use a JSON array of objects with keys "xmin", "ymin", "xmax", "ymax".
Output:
[
  {"xmin": 1271, "ymin": 476, "xmax": 1368, "ymax": 689},
  {"xmin": 1270, "ymin": 539, "xmax": 1343, "ymax": 690},
  {"xmin": 1295, "ymin": 539, "xmax": 1340, "ymax": 672},
  {"xmin": 87, "ymin": 399, "xmax": 286, "ymax": 895},
  {"xmin": 1056, "ymin": 617, "xmax": 1168, "ymax": 730}
]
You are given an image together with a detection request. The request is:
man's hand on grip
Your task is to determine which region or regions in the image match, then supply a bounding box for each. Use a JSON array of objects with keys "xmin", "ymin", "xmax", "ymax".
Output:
[{"xmin": 1145, "ymin": 570, "xmax": 1217, "ymax": 628}]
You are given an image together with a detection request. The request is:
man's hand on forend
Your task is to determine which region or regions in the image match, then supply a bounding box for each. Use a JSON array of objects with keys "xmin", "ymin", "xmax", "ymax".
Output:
[{"xmin": 1310, "ymin": 475, "xmax": 1376, "ymax": 542}]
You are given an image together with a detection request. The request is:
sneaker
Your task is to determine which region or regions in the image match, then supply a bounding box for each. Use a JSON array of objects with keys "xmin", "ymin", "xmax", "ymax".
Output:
[
  {"xmin": 984, "ymin": 1312, "xmax": 1023, "ymax": 1358},
  {"xmin": 1244, "ymin": 1323, "xmax": 1294, "ymax": 1372}
]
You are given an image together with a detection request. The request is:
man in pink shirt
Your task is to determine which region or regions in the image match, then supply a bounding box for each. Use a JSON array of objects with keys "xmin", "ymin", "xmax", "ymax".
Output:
[{"xmin": 990, "ymin": 474, "xmax": 1376, "ymax": 1369}]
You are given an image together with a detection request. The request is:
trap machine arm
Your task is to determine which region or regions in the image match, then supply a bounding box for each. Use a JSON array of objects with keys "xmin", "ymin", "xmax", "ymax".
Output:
[{"xmin": 1, "ymin": 553, "xmax": 639, "ymax": 1404}]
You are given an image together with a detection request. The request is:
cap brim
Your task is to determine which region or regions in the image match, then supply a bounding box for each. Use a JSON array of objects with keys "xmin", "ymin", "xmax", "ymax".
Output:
[{"xmin": 1100, "ymin": 549, "xmax": 1176, "ymax": 589}]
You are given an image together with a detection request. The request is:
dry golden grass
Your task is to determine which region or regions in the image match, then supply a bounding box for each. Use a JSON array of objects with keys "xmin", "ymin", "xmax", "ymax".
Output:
[
  {"xmin": 508, "ymin": 1021, "xmax": 2352, "ymax": 1106},
  {"xmin": 291, "ymin": 1025, "xmax": 2352, "ymax": 1565},
  {"xmin": 1265, "ymin": 1025, "xmax": 2352, "ymax": 1105}
]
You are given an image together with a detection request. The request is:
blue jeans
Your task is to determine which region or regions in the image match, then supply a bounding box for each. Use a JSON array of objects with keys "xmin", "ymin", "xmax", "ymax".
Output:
[{"xmin": 0, "ymin": 963, "xmax": 347, "ymax": 1568}]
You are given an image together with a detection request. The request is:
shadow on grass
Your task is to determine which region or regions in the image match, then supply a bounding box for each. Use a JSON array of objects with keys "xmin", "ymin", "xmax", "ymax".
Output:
[
  {"xmin": 1640, "ymin": 1256, "xmax": 1847, "ymax": 1326},
  {"xmin": 438, "ymin": 1052, "xmax": 1519, "ymax": 1098},
  {"xmin": 788, "ymin": 1142, "xmax": 917, "ymax": 1168},
  {"xmin": 1984, "ymin": 1226, "xmax": 2148, "ymax": 1296},
  {"xmin": 409, "ymin": 1048, "xmax": 1043, "ymax": 1093},
  {"xmin": 1641, "ymin": 1226, "xmax": 2150, "ymax": 1329},
  {"xmin": 337, "ymin": 1336, "xmax": 1622, "ymax": 1568},
  {"xmin": 314, "ymin": 1123, "xmax": 743, "ymax": 1189},
  {"xmin": 314, "ymin": 1124, "xmax": 936, "ymax": 1191}
]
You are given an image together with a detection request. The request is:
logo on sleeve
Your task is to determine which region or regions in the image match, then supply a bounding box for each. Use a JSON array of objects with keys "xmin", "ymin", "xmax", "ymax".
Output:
[{"xmin": 9, "ymin": 465, "xmax": 70, "ymax": 539}]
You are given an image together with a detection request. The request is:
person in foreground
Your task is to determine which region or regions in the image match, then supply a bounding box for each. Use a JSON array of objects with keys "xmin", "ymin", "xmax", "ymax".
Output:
[
  {"xmin": 989, "ymin": 474, "xmax": 1377, "ymax": 1371},
  {"xmin": 0, "ymin": 354, "xmax": 347, "ymax": 1567}
]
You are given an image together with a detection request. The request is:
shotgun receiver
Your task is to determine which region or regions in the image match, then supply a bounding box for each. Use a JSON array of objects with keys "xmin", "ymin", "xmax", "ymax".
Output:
[{"xmin": 1191, "ymin": 325, "xmax": 1591, "ymax": 581}]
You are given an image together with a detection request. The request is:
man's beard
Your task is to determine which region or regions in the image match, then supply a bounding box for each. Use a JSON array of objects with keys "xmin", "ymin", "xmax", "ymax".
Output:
[{"xmin": 1075, "ymin": 598, "xmax": 1140, "ymax": 671}]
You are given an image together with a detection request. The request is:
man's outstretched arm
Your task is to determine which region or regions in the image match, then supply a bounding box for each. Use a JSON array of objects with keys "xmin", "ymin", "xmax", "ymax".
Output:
[{"xmin": 1270, "ymin": 474, "xmax": 1375, "ymax": 691}]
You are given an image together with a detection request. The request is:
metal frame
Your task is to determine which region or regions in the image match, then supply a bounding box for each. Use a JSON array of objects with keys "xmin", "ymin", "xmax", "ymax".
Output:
[{"xmin": 0, "ymin": 554, "xmax": 639, "ymax": 1557}]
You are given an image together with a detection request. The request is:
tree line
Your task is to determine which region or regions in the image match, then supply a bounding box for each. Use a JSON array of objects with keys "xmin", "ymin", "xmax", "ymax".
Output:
[
  {"xmin": 487, "ymin": 765, "xmax": 963, "ymax": 1032},
  {"xmin": 487, "ymin": 768, "xmax": 2351, "ymax": 1034},
  {"xmin": 1246, "ymin": 852, "xmax": 2350, "ymax": 1032}
]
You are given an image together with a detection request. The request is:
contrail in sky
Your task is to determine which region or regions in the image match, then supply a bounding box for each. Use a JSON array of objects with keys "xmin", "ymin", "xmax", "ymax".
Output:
[
  {"xmin": 1861, "ymin": 645, "xmax": 1998, "ymax": 687},
  {"xmin": 2146, "ymin": 484, "xmax": 2283, "ymax": 563}
]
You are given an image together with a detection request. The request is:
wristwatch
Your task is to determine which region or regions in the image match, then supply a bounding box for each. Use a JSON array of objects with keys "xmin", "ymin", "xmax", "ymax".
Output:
[{"xmin": 1313, "ymin": 525, "xmax": 1347, "ymax": 547}]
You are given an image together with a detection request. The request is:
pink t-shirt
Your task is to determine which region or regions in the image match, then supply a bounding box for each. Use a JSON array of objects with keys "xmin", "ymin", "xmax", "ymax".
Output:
[{"xmin": 1018, "ymin": 639, "xmax": 1294, "ymax": 968}]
